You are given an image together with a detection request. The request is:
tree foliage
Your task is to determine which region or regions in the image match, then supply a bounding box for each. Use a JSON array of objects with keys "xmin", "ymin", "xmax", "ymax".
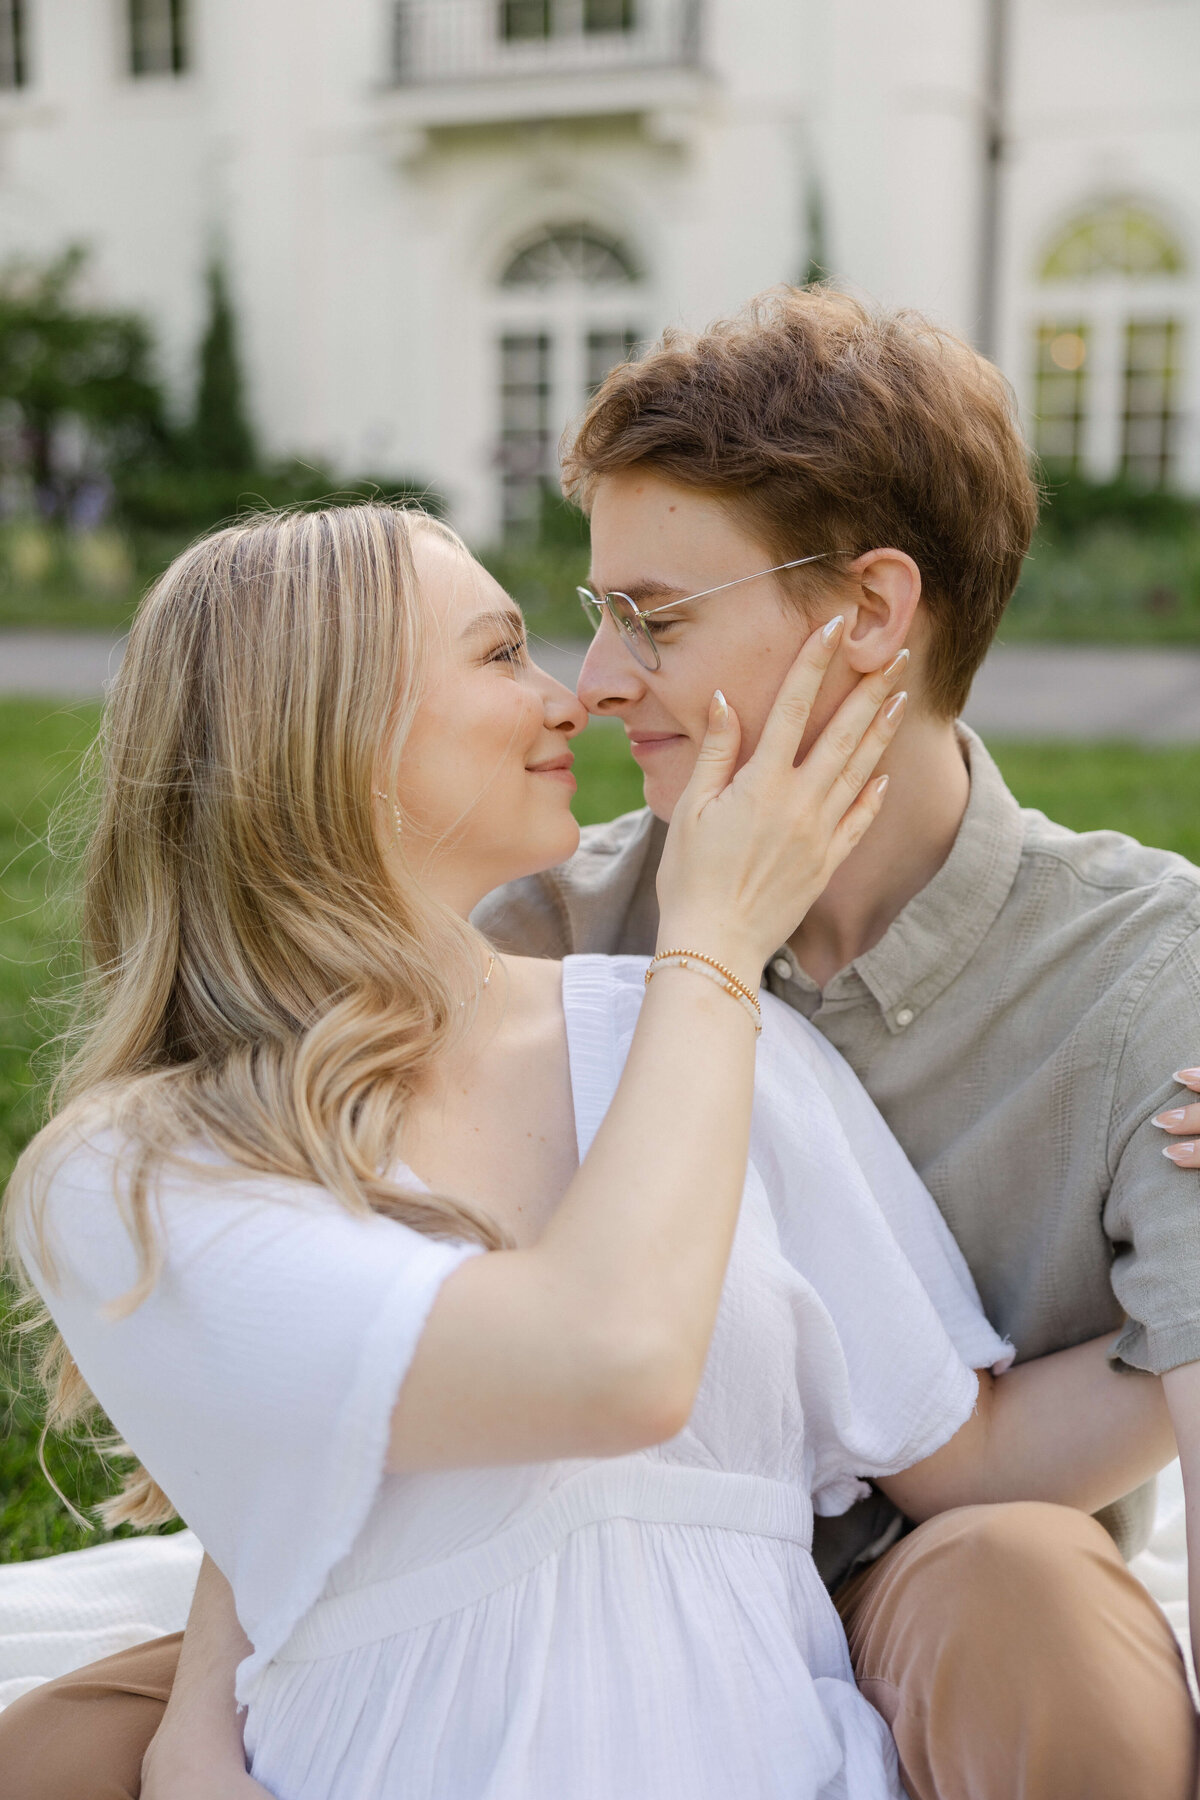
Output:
[{"xmin": 0, "ymin": 247, "xmax": 166, "ymax": 517}]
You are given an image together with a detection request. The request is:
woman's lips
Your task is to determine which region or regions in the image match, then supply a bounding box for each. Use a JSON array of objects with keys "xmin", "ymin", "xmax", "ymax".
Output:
[{"xmin": 527, "ymin": 755, "xmax": 577, "ymax": 790}]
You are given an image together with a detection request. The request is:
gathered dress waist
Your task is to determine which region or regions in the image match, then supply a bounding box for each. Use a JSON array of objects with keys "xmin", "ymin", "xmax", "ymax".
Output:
[{"xmin": 275, "ymin": 1463, "xmax": 816, "ymax": 1662}]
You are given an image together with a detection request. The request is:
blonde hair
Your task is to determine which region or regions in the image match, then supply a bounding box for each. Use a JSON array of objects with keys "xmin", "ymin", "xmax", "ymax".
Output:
[{"xmin": 3, "ymin": 503, "xmax": 509, "ymax": 1528}]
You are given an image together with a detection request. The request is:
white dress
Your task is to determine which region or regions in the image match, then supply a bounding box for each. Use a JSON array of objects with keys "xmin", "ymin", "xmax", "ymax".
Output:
[{"xmin": 18, "ymin": 956, "xmax": 1011, "ymax": 1800}]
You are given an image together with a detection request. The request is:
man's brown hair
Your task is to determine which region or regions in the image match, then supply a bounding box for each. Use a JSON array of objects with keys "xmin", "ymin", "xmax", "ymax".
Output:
[{"xmin": 562, "ymin": 287, "xmax": 1039, "ymax": 717}]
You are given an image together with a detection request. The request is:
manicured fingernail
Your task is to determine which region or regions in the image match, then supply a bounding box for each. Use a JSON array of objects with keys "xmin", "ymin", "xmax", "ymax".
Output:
[
  {"xmin": 712, "ymin": 689, "xmax": 728, "ymax": 726},
  {"xmin": 821, "ymin": 615, "xmax": 845, "ymax": 645},
  {"xmin": 874, "ymin": 774, "xmax": 889, "ymax": 798},
  {"xmin": 1154, "ymin": 1110, "xmax": 1188, "ymax": 1129},
  {"xmin": 1174, "ymin": 1070, "xmax": 1200, "ymax": 1083},
  {"xmin": 882, "ymin": 649, "xmax": 910, "ymax": 680},
  {"xmin": 884, "ymin": 691, "xmax": 907, "ymax": 724},
  {"xmin": 1163, "ymin": 1142, "xmax": 1198, "ymax": 1163}
]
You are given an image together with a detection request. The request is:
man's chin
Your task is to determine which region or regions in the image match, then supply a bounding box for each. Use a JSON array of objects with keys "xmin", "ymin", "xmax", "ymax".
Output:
[{"xmin": 641, "ymin": 773, "xmax": 685, "ymax": 825}]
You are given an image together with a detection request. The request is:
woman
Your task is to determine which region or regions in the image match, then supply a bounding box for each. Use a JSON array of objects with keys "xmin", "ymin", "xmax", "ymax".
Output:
[{"xmin": 1, "ymin": 505, "xmax": 1174, "ymax": 1799}]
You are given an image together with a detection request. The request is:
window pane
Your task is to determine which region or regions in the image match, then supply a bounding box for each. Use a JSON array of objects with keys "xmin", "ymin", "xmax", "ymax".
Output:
[
  {"xmin": 499, "ymin": 334, "xmax": 554, "ymax": 539},
  {"xmin": 584, "ymin": 0, "xmax": 636, "ymax": 31},
  {"xmin": 1121, "ymin": 319, "xmax": 1180, "ymax": 487},
  {"xmin": 500, "ymin": 0, "xmax": 552, "ymax": 40},
  {"xmin": 130, "ymin": 0, "xmax": 189, "ymax": 76},
  {"xmin": 0, "ymin": 0, "xmax": 26, "ymax": 89},
  {"xmin": 1032, "ymin": 322, "xmax": 1089, "ymax": 474},
  {"xmin": 586, "ymin": 328, "xmax": 640, "ymax": 395}
]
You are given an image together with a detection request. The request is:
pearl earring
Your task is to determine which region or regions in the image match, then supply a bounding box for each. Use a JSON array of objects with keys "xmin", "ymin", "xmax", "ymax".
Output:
[{"xmin": 374, "ymin": 790, "xmax": 403, "ymax": 836}]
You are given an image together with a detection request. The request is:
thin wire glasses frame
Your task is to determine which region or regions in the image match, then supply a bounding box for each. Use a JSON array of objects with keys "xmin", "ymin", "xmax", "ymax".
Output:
[{"xmin": 577, "ymin": 552, "xmax": 848, "ymax": 672}]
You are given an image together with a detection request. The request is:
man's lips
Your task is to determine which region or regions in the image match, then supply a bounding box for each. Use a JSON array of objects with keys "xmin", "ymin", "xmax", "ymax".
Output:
[{"xmin": 627, "ymin": 732, "xmax": 686, "ymax": 761}]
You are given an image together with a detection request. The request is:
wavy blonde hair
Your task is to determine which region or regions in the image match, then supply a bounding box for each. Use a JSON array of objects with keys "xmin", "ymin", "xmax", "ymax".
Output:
[{"xmin": 3, "ymin": 503, "xmax": 510, "ymax": 1527}]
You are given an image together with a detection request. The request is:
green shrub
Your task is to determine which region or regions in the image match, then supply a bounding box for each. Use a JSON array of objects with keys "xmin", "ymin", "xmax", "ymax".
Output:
[
  {"xmin": 1006, "ymin": 523, "xmax": 1200, "ymax": 643},
  {"xmin": 113, "ymin": 463, "xmax": 443, "ymax": 538},
  {"xmin": 1036, "ymin": 474, "xmax": 1200, "ymax": 541}
]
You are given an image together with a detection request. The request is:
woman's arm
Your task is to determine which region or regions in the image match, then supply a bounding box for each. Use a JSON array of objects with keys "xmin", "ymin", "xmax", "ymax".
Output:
[
  {"xmin": 139, "ymin": 1555, "xmax": 269, "ymax": 1800},
  {"xmin": 879, "ymin": 1335, "xmax": 1175, "ymax": 1523},
  {"xmin": 387, "ymin": 629, "xmax": 905, "ymax": 1473}
]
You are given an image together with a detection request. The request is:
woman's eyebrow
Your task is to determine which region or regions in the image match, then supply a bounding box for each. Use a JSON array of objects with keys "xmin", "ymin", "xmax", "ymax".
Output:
[{"xmin": 461, "ymin": 607, "xmax": 526, "ymax": 641}]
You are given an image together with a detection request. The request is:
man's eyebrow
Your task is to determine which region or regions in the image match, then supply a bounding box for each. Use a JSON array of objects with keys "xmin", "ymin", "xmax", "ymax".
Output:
[
  {"xmin": 460, "ymin": 606, "xmax": 526, "ymax": 640},
  {"xmin": 588, "ymin": 578, "xmax": 689, "ymax": 606}
]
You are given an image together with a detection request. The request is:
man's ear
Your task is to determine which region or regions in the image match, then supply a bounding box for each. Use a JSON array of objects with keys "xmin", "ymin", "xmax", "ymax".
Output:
[{"xmin": 841, "ymin": 550, "xmax": 922, "ymax": 674}]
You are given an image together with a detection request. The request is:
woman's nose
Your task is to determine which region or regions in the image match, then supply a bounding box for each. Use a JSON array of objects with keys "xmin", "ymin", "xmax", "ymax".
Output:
[{"xmin": 530, "ymin": 661, "xmax": 589, "ymax": 737}]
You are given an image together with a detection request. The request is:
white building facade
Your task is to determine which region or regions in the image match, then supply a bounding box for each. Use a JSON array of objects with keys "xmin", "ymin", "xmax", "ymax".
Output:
[{"xmin": 0, "ymin": 0, "xmax": 1196, "ymax": 541}]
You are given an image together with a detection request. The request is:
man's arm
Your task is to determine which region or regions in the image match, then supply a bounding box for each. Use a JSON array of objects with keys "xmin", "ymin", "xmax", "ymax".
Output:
[
  {"xmin": 140, "ymin": 1554, "xmax": 268, "ymax": 1800},
  {"xmin": 880, "ymin": 1334, "xmax": 1175, "ymax": 1523}
]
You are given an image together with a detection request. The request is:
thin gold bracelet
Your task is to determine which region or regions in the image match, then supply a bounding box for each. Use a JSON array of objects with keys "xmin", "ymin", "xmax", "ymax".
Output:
[
  {"xmin": 645, "ymin": 952, "xmax": 763, "ymax": 1035},
  {"xmin": 649, "ymin": 949, "xmax": 762, "ymax": 1014}
]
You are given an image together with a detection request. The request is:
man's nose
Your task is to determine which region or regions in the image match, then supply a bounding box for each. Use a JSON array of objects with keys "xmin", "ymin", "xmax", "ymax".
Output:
[{"xmin": 576, "ymin": 622, "xmax": 646, "ymax": 717}]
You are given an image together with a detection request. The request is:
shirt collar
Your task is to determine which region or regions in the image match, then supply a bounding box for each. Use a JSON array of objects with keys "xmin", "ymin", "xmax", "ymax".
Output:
[{"xmin": 774, "ymin": 726, "xmax": 1026, "ymax": 1032}]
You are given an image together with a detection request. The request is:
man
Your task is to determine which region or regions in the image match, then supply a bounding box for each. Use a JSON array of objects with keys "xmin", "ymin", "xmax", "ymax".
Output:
[
  {"xmin": 472, "ymin": 288, "xmax": 1200, "ymax": 1798},
  {"xmin": 2, "ymin": 288, "xmax": 1197, "ymax": 1800}
]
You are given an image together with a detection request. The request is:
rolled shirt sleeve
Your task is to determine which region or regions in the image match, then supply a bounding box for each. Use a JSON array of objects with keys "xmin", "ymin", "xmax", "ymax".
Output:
[{"xmin": 1106, "ymin": 925, "xmax": 1200, "ymax": 1375}]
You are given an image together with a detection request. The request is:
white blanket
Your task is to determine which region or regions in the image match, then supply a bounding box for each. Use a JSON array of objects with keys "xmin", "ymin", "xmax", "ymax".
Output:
[
  {"xmin": 0, "ymin": 1465, "xmax": 1191, "ymax": 1714},
  {"xmin": 0, "ymin": 1528, "xmax": 203, "ymax": 1710}
]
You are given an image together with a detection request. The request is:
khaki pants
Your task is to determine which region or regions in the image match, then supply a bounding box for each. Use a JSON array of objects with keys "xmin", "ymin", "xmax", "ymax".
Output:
[{"xmin": 0, "ymin": 1501, "xmax": 1195, "ymax": 1799}]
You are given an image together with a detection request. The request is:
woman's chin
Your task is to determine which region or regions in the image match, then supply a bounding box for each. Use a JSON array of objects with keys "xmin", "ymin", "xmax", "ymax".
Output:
[{"xmin": 493, "ymin": 816, "xmax": 582, "ymax": 889}]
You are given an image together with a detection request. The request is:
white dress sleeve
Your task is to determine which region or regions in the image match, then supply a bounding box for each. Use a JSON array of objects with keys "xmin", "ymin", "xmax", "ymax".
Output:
[
  {"xmin": 749, "ymin": 992, "xmax": 1013, "ymax": 1515},
  {"xmin": 13, "ymin": 1129, "xmax": 481, "ymax": 1701}
]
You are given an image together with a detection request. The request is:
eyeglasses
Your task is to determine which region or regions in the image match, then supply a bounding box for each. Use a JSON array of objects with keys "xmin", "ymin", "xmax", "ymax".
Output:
[{"xmin": 577, "ymin": 553, "xmax": 846, "ymax": 672}]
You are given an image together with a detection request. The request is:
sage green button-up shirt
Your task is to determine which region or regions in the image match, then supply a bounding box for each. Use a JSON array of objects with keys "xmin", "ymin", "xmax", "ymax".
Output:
[{"xmin": 474, "ymin": 728, "xmax": 1200, "ymax": 1585}]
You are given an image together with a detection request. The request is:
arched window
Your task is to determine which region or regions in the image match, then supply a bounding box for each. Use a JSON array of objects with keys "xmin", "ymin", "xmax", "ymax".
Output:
[
  {"xmin": 1031, "ymin": 199, "xmax": 1188, "ymax": 486},
  {"xmin": 1039, "ymin": 203, "xmax": 1184, "ymax": 282},
  {"xmin": 493, "ymin": 223, "xmax": 643, "ymax": 538},
  {"xmin": 501, "ymin": 224, "xmax": 641, "ymax": 289}
]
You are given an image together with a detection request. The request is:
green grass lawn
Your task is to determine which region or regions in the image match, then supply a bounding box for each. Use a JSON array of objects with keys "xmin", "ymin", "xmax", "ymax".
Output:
[{"xmin": 2, "ymin": 704, "xmax": 1200, "ymax": 1559}]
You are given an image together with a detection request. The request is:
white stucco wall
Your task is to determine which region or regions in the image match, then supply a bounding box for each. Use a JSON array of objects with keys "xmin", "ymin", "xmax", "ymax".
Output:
[{"xmin": 0, "ymin": 0, "xmax": 1194, "ymax": 536}]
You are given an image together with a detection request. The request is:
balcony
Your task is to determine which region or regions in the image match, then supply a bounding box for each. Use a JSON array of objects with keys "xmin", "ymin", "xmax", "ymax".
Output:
[{"xmin": 381, "ymin": 0, "xmax": 708, "ymax": 138}]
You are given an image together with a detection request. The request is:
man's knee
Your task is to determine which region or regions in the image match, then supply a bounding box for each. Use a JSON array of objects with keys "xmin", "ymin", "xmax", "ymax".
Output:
[
  {"xmin": 840, "ymin": 1502, "xmax": 1118, "ymax": 1657},
  {"xmin": 0, "ymin": 1633, "xmax": 180, "ymax": 1800},
  {"xmin": 839, "ymin": 1503, "xmax": 1197, "ymax": 1800},
  {"xmin": 911, "ymin": 1499, "xmax": 1122, "ymax": 1617}
]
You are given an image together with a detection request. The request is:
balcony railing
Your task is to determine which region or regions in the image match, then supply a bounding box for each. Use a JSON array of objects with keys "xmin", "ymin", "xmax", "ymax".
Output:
[{"xmin": 392, "ymin": 0, "xmax": 702, "ymax": 86}]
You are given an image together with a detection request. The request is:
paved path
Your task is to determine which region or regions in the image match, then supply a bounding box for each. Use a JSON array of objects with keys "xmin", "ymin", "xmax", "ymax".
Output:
[
  {"xmin": 5, "ymin": 632, "xmax": 1200, "ymax": 744},
  {"xmin": 0, "ymin": 631, "xmax": 128, "ymax": 699}
]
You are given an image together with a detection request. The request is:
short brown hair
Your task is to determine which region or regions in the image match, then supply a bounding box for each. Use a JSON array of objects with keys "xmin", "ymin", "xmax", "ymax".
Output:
[{"xmin": 562, "ymin": 287, "xmax": 1038, "ymax": 716}]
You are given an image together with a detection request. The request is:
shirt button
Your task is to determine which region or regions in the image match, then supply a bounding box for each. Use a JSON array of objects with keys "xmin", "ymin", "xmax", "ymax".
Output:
[
  {"xmin": 895, "ymin": 1006, "xmax": 915, "ymax": 1028},
  {"xmin": 771, "ymin": 958, "xmax": 792, "ymax": 980}
]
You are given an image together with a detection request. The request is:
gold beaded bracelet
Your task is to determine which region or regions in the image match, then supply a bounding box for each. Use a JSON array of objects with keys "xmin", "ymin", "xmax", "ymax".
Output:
[
  {"xmin": 649, "ymin": 949, "xmax": 761, "ymax": 1010},
  {"xmin": 644, "ymin": 950, "xmax": 763, "ymax": 1035}
]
